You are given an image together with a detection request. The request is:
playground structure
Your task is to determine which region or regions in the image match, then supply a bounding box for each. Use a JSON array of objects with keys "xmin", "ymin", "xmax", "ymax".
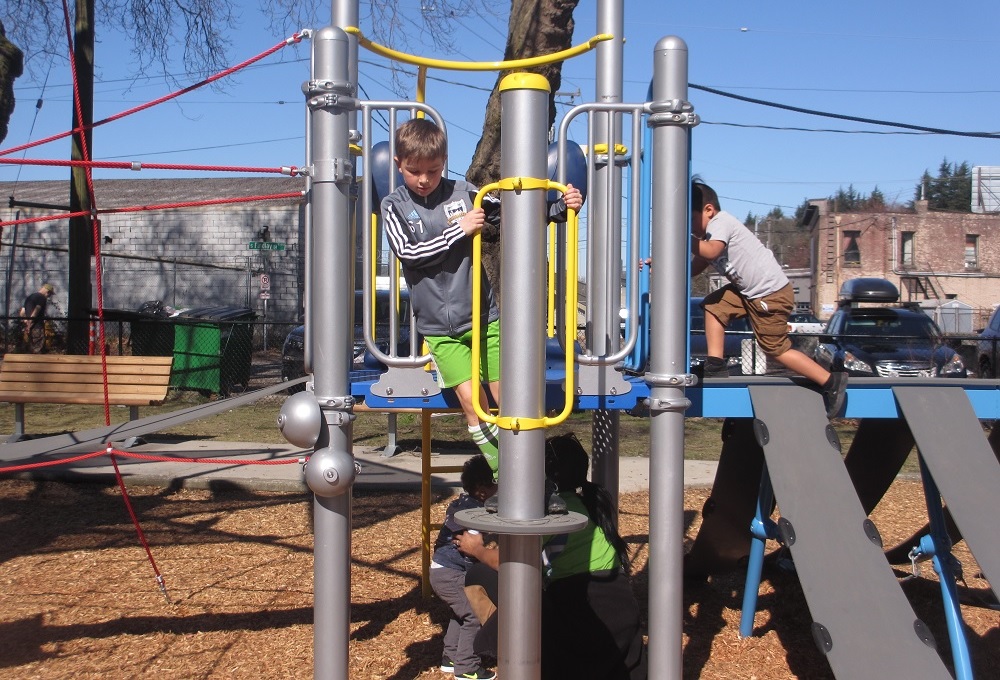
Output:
[
  {"xmin": 280, "ymin": 2, "xmax": 1000, "ymax": 679},
  {"xmin": 0, "ymin": 0, "xmax": 997, "ymax": 678}
]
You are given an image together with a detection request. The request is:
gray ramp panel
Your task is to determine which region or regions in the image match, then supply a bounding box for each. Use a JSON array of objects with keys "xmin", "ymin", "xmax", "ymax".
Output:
[
  {"xmin": 893, "ymin": 386, "xmax": 1000, "ymax": 599},
  {"xmin": 749, "ymin": 385, "xmax": 948, "ymax": 680}
]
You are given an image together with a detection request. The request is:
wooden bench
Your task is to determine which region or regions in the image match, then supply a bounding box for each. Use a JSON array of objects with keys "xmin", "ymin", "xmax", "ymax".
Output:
[{"xmin": 0, "ymin": 354, "xmax": 173, "ymax": 443}]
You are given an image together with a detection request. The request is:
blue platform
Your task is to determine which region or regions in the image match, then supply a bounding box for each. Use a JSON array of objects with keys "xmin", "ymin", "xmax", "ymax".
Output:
[{"xmin": 351, "ymin": 370, "xmax": 1000, "ymax": 420}]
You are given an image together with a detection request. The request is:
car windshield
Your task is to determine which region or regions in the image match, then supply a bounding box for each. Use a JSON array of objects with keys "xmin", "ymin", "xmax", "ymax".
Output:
[{"xmin": 844, "ymin": 314, "xmax": 938, "ymax": 338}]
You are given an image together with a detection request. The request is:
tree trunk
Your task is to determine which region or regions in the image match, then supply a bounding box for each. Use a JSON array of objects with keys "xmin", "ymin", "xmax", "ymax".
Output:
[
  {"xmin": 465, "ymin": 0, "xmax": 579, "ymax": 307},
  {"xmin": 0, "ymin": 21, "xmax": 24, "ymax": 144}
]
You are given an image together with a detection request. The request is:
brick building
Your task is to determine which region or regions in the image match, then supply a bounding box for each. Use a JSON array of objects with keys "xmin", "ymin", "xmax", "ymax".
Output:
[{"xmin": 808, "ymin": 198, "xmax": 1000, "ymax": 328}]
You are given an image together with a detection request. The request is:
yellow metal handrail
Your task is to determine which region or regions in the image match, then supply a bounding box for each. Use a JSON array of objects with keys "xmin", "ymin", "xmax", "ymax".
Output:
[
  {"xmin": 470, "ymin": 179, "xmax": 578, "ymax": 431},
  {"xmin": 345, "ymin": 27, "xmax": 612, "ymax": 72}
]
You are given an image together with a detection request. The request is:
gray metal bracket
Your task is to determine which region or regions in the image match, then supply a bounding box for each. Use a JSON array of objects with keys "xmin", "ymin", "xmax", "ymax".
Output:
[
  {"xmin": 370, "ymin": 366, "xmax": 442, "ymax": 399},
  {"xmin": 575, "ymin": 363, "xmax": 632, "ymax": 398}
]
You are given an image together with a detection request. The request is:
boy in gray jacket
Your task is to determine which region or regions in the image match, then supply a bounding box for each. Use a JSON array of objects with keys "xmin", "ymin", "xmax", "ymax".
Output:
[{"xmin": 382, "ymin": 118, "xmax": 582, "ymax": 476}]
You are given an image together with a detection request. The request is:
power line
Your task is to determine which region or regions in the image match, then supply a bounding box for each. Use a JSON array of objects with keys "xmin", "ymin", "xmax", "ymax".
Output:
[{"xmin": 692, "ymin": 83, "xmax": 1000, "ymax": 139}]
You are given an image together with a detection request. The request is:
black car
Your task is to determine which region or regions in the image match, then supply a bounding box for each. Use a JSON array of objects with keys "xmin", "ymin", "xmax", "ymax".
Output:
[
  {"xmin": 975, "ymin": 305, "xmax": 1000, "ymax": 378},
  {"xmin": 814, "ymin": 278, "xmax": 967, "ymax": 378},
  {"xmin": 281, "ymin": 290, "xmax": 413, "ymax": 391}
]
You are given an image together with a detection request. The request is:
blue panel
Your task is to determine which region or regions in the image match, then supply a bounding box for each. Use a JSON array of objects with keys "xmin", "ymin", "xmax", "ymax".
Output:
[{"xmin": 352, "ymin": 368, "xmax": 1000, "ymax": 421}]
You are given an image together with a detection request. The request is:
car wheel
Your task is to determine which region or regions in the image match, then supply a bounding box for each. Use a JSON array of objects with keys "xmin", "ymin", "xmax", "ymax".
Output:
[{"xmin": 979, "ymin": 357, "xmax": 994, "ymax": 379}]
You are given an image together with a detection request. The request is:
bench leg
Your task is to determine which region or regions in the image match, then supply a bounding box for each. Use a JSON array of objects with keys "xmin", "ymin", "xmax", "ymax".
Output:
[
  {"xmin": 6, "ymin": 404, "xmax": 26, "ymax": 443},
  {"xmin": 120, "ymin": 406, "xmax": 146, "ymax": 448}
]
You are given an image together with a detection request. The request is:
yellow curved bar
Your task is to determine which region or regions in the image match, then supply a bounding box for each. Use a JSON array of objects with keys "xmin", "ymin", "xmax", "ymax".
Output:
[
  {"xmin": 470, "ymin": 182, "xmax": 502, "ymax": 426},
  {"xmin": 541, "ymin": 181, "xmax": 578, "ymax": 429},
  {"xmin": 345, "ymin": 27, "xmax": 613, "ymax": 72},
  {"xmin": 469, "ymin": 180, "xmax": 578, "ymax": 430},
  {"xmin": 547, "ymin": 221, "xmax": 556, "ymax": 338}
]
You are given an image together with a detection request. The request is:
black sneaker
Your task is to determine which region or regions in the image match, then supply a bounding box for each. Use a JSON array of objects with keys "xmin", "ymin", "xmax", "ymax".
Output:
[
  {"xmin": 822, "ymin": 371, "xmax": 848, "ymax": 418},
  {"xmin": 457, "ymin": 667, "xmax": 496, "ymax": 680},
  {"xmin": 702, "ymin": 361, "xmax": 730, "ymax": 379},
  {"xmin": 440, "ymin": 656, "xmax": 455, "ymax": 674},
  {"xmin": 545, "ymin": 478, "xmax": 567, "ymax": 515}
]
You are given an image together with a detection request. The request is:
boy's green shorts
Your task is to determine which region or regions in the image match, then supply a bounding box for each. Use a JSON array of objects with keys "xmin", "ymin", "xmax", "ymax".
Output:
[{"xmin": 425, "ymin": 319, "xmax": 501, "ymax": 389}]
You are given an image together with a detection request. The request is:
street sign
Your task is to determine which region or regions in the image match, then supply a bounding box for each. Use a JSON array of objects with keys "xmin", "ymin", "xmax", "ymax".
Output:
[
  {"xmin": 248, "ymin": 241, "xmax": 286, "ymax": 251},
  {"xmin": 259, "ymin": 291, "xmax": 271, "ymax": 300},
  {"xmin": 260, "ymin": 274, "xmax": 271, "ymax": 290}
]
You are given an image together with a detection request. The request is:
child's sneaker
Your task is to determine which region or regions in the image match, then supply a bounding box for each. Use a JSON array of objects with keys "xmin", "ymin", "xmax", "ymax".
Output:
[
  {"xmin": 457, "ymin": 667, "xmax": 496, "ymax": 680},
  {"xmin": 822, "ymin": 371, "xmax": 848, "ymax": 418},
  {"xmin": 440, "ymin": 656, "xmax": 455, "ymax": 673}
]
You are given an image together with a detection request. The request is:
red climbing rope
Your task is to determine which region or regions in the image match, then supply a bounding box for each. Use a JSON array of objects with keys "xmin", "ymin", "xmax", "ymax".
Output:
[
  {"xmin": 0, "ymin": 193, "xmax": 304, "ymax": 229},
  {"xmin": 0, "ymin": 32, "xmax": 305, "ymax": 159},
  {"xmin": 109, "ymin": 450, "xmax": 169, "ymax": 602},
  {"xmin": 0, "ymin": 447, "xmax": 305, "ymax": 476},
  {"xmin": 0, "ymin": 157, "xmax": 301, "ymax": 175}
]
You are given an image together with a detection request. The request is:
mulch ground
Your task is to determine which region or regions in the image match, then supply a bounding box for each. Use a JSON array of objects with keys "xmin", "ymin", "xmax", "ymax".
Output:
[{"xmin": 0, "ymin": 478, "xmax": 996, "ymax": 679}]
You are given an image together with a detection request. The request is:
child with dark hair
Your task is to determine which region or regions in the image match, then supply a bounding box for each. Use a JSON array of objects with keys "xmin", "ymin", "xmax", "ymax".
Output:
[
  {"xmin": 454, "ymin": 435, "xmax": 647, "ymax": 678},
  {"xmin": 430, "ymin": 454, "xmax": 498, "ymax": 680},
  {"xmin": 540, "ymin": 432, "xmax": 647, "ymax": 679},
  {"xmin": 690, "ymin": 179, "xmax": 847, "ymax": 417}
]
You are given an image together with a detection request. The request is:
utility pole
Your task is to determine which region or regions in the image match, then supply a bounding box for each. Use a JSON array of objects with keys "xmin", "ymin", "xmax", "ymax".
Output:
[{"xmin": 66, "ymin": 0, "xmax": 96, "ymax": 354}]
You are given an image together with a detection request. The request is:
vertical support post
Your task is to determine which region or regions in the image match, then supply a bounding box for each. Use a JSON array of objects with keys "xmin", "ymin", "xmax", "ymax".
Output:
[
  {"xmin": 646, "ymin": 36, "xmax": 696, "ymax": 680},
  {"xmin": 590, "ymin": 0, "xmax": 625, "ymax": 498},
  {"xmin": 304, "ymin": 25, "xmax": 358, "ymax": 680},
  {"xmin": 496, "ymin": 73, "xmax": 551, "ymax": 680}
]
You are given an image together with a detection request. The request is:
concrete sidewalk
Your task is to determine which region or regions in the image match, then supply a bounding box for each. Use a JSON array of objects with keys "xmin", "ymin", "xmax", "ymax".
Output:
[{"xmin": 0, "ymin": 436, "xmax": 718, "ymax": 493}]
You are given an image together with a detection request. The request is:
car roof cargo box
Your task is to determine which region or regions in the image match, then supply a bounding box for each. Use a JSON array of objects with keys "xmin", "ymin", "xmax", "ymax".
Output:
[{"xmin": 838, "ymin": 278, "xmax": 899, "ymax": 306}]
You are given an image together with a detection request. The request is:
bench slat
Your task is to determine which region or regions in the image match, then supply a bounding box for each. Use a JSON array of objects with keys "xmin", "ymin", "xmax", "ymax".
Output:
[
  {"xmin": 0, "ymin": 393, "xmax": 166, "ymax": 406},
  {"xmin": 0, "ymin": 371, "xmax": 171, "ymax": 385},
  {"xmin": 1, "ymin": 354, "xmax": 173, "ymax": 366},
  {"xmin": 0, "ymin": 383, "xmax": 167, "ymax": 396}
]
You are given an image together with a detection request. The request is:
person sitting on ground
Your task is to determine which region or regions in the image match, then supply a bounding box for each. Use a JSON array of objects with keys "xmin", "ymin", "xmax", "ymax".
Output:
[
  {"xmin": 689, "ymin": 179, "xmax": 847, "ymax": 417},
  {"xmin": 381, "ymin": 118, "xmax": 583, "ymax": 480},
  {"xmin": 430, "ymin": 454, "xmax": 498, "ymax": 680},
  {"xmin": 455, "ymin": 433, "xmax": 648, "ymax": 679}
]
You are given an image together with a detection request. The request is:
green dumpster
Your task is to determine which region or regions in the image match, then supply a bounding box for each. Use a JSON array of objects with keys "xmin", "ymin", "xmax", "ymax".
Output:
[{"xmin": 170, "ymin": 306, "xmax": 256, "ymax": 396}]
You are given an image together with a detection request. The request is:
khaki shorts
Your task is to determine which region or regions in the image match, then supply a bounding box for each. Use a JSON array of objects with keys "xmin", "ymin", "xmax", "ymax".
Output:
[{"xmin": 702, "ymin": 283, "xmax": 794, "ymax": 356}]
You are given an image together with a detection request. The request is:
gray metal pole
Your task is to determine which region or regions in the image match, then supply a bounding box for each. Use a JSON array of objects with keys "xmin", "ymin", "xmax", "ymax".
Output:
[
  {"xmin": 590, "ymin": 0, "xmax": 624, "ymax": 496},
  {"xmin": 303, "ymin": 25, "xmax": 358, "ymax": 680},
  {"xmin": 646, "ymin": 36, "xmax": 697, "ymax": 680},
  {"xmin": 496, "ymin": 72, "xmax": 551, "ymax": 680}
]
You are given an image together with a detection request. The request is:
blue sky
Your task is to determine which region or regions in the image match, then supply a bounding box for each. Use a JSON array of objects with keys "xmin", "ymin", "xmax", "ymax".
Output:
[{"xmin": 4, "ymin": 0, "xmax": 1000, "ymax": 220}]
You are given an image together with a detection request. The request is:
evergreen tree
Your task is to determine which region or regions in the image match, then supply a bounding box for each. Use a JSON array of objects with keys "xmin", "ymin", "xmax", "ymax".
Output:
[{"xmin": 917, "ymin": 158, "xmax": 972, "ymax": 212}]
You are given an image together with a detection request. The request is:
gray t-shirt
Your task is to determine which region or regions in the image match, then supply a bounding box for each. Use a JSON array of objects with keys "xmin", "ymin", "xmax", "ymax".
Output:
[{"xmin": 702, "ymin": 210, "xmax": 788, "ymax": 299}]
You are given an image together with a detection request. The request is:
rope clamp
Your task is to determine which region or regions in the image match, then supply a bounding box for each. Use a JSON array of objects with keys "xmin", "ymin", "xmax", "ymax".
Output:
[{"xmin": 130, "ymin": 162, "xmax": 142, "ymax": 171}]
